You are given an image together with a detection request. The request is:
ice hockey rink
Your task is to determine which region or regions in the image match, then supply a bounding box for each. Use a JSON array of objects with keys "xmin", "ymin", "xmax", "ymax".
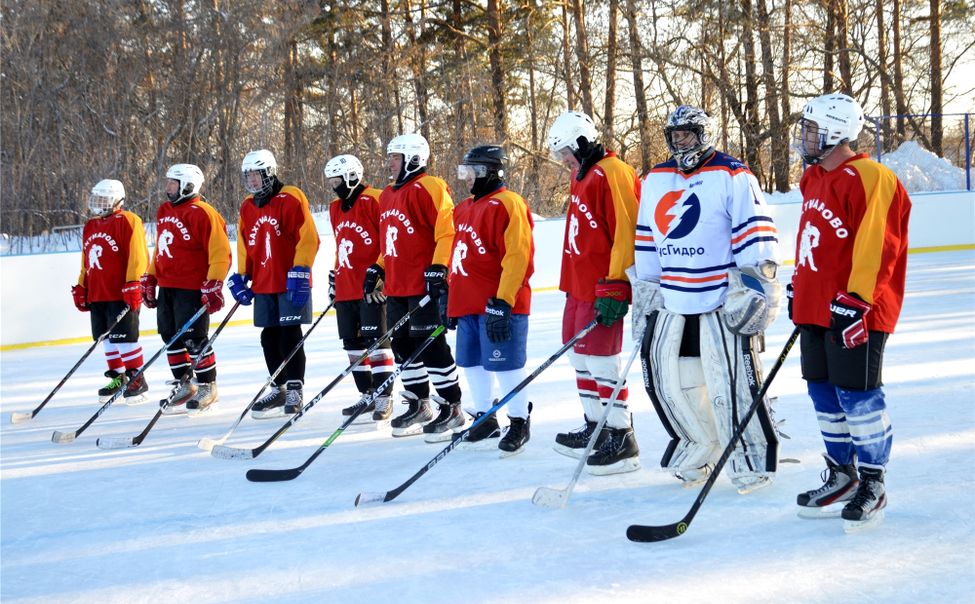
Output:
[{"xmin": 1, "ymin": 249, "xmax": 973, "ymax": 603}]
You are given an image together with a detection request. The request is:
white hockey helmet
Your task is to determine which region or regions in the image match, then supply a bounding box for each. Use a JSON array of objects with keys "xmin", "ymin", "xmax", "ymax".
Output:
[
  {"xmin": 89, "ymin": 179, "xmax": 125, "ymax": 217},
  {"xmin": 165, "ymin": 163, "xmax": 204, "ymax": 203},
  {"xmin": 547, "ymin": 110, "xmax": 598, "ymax": 160},
  {"xmin": 665, "ymin": 105, "xmax": 716, "ymax": 172},
  {"xmin": 241, "ymin": 149, "xmax": 278, "ymax": 195},
  {"xmin": 794, "ymin": 93, "xmax": 865, "ymax": 164},
  {"xmin": 386, "ymin": 133, "xmax": 429, "ymax": 177},
  {"xmin": 324, "ymin": 154, "xmax": 364, "ymax": 189}
]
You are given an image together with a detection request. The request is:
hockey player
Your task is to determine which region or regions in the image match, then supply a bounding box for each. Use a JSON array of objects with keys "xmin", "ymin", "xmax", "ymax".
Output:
[
  {"xmin": 631, "ymin": 105, "xmax": 782, "ymax": 494},
  {"xmin": 362, "ymin": 133, "xmax": 463, "ymax": 439},
  {"xmin": 790, "ymin": 93, "xmax": 909, "ymax": 529},
  {"xmin": 324, "ymin": 154, "xmax": 395, "ymax": 422},
  {"xmin": 142, "ymin": 164, "xmax": 231, "ymax": 414},
  {"xmin": 448, "ymin": 145, "xmax": 535, "ymax": 455},
  {"xmin": 74, "ymin": 179, "xmax": 150, "ymax": 404},
  {"xmin": 229, "ymin": 149, "xmax": 320, "ymax": 419},
  {"xmin": 547, "ymin": 110, "xmax": 641, "ymax": 475}
]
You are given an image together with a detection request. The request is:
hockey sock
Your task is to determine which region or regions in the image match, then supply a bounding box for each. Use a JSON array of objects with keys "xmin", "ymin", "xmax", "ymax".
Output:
[
  {"xmin": 116, "ymin": 342, "xmax": 144, "ymax": 372},
  {"xmin": 495, "ymin": 367, "xmax": 530, "ymax": 419},
  {"xmin": 369, "ymin": 347, "xmax": 395, "ymax": 396},
  {"xmin": 103, "ymin": 342, "xmax": 124, "ymax": 373},
  {"xmin": 463, "ymin": 365, "xmax": 494, "ymax": 413},
  {"xmin": 346, "ymin": 348, "xmax": 372, "ymax": 394},
  {"xmin": 167, "ymin": 347, "xmax": 192, "ymax": 380}
]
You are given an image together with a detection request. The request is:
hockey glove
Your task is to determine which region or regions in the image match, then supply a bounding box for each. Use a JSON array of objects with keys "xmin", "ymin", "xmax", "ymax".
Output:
[
  {"xmin": 626, "ymin": 265, "xmax": 662, "ymax": 340},
  {"xmin": 328, "ymin": 269, "xmax": 337, "ymax": 304},
  {"xmin": 594, "ymin": 279, "xmax": 631, "ymax": 327},
  {"xmin": 228, "ymin": 273, "xmax": 254, "ymax": 306},
  {"xmin": 485, "ymin": 298, "xmax": 513, "ymax": 343},
  {"xmin": 424, "ymin": 264, "xmax": 449, "ymax": 299},
  {"xmin": 121, "ymin": 281, "xmax": 142, "ymax": 312},
  {"xmin": 201, "ymin": 279, "xmax": 225, "ymax": 313},
  {"xmin": 140, "ymin": 274, "xmax": 158, "ymax": 309},
  {"xmin": 286, "ymin": 266, "xmax": 312, "ymax": 307},
  {"xmin": 362, "ymin": 264, "xmax": 386, "ymax": 304},
  {"xmin": 722, "ymin": 263, "xmax": 781, "ymax": 336},
  {"xmin": 71, "ymin": 284, "xmax": 89, "ymax": 312},
  {"xmin": 786, "ymin": 282, "xmax": 794, "ymax": 322},
  {"xmin": 829, "ymin": 291, "xmax": 871, "ymax": 349}
]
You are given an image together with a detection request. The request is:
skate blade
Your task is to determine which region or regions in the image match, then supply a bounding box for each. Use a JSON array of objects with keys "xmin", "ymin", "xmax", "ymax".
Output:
[
  {"xmin": 122, "ymin": 394, "xmax": 149, "ymax": 406},
  {"xmin": 498, "ymin": 445, "xmax": 526, "ymax": 459},
  {"xmin": 251, "ymin": 408, "xmax": 286, "ymax": 420},
  {"xmin": 735, "ymin": 477, "xmax": 773, "ymax": 495},
  {"xmin": 186, "ymin": 404, "xmax": 215, "ymax": 418},
  {"xmin": 532, "ymin": 487, "xmax": 568, "ymax": 509},
  {"xmin": 423, "ymin": 428, "xmax": 464, "ymax": 443},
  {"xmin": 391, "ymin": 424, "xmax": 425, "ymax": 438},
  {"xmin": 843, "ymin": 509, "xmax": 885, "ymax": 533},
  {"xmin": 552, "ymin": 443, "xmax": 585, "ymax": 459},
  {"xmin": 586, "ymin": 457, "xmax": 641, "ymax": 476},
  {"xmin": 797, "ymin": 505, "xmax": 845, "ymax": 519},
  {"xmin": 458, "ymin": 438, "xmax": 500, "ymax": 451},
  {"xmin": 160, "ymin": 405, "xmax": 189, "ymax": 416}
]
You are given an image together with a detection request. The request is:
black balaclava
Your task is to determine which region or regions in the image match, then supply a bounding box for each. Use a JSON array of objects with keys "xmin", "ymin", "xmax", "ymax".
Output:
[{"xmin": 573, "ymin": 136, "xmax": 606, "ymax": 181}]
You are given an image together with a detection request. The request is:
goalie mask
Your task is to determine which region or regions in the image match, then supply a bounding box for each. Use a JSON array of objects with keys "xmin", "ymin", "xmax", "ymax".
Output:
[
  {"xmin": 665, "ymin": 105, "xmax": 715, "ymax": 172},
  {"xmin": 241, "ymin": 149, "xmax": 278, "ymax": 196},
  {"xmin": 89, "ymin": 179, "xmax": 125, "ymax": 217},
  {"xmin": 165, "ymin": 164, "xmax": 204, "ymax": 204},
  {"xmin": 794, "ymin": 93, "xmax": 865, "ymax": 165},
  {"xmin": 457, "ymin": 144, "xmax": 506, "ymax": 198}
]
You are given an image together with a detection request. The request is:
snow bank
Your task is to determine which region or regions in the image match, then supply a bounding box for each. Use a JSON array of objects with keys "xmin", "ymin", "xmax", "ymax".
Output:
[{"xmin": 882, "ymin": 141, "xmax": 969, "ymax": 193}]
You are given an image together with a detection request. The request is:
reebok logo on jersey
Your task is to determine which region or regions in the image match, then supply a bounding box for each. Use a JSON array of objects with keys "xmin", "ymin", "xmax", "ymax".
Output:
[{"xmin": 654, "ymin": 190, "xmax": 700, "ymax": 240}]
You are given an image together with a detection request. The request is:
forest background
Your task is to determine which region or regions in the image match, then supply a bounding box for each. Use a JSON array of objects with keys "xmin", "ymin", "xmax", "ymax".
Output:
[{"xmin": 2, "ymin": 0, "xmax": 973, "ymax": 238}]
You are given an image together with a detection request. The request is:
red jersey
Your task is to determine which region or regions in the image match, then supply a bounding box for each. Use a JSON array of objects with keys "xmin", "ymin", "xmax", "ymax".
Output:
[
  {"xmin": 149, "ymin": 196, "xmax": 232, "ymax": 290},
  {"xmin": 237, "ymin": 185, "xmax": 320, "ymax": 294},
  {"xmin": 329, "ymin": 186, "xmax": 383, "ymax": 301},
  {"xmin": 792, "ymin": 154, "xmax": 911, "ymax": 332},
  {"xmin": 78, "ymin": 210, "xmax": 149, "ymax": 302},
  {"xmin": 447, "ymin": 187, "xmax": 534, "ymax": 317},
  {"xmin": 559, "ymin": 151, "xmax": 639, "ymax": 301},
  {"xmin": 377, "ymin": 172, "xmax": 455, "ymax": 297}
]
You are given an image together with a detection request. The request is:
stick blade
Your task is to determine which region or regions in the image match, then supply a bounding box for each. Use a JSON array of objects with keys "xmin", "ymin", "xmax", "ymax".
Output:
[
  {"xmin": 51, "ymin": 430, "xmax": 77, "ymax": 444},
  {"xmin": 245, "ymin": 468, "xmax": 302, "ymax": 483},
  {"xmin": 210, "ymin": 444, "xmax": 255, "ymax": 460},
  {"xmin": 10, "ymin": 412, "xmax": 33, "ymax": 424},
  {"xmin": 96, "ymin": 435, "xmax": 136, "ymax": 450},
  {"xmin": 626, "ymin": 521, "xmax": 688, "ymax": 543},
  {"xmin": 197, "ymin": 436, "xmax": 223, "ymax": 452},
  {"xmin": 531, "ymin": 487, "xmax": 569, "ymax": 509},
  {"xmin": 354, "ymin": 491, "xmax": 387, "ymax": 507}
]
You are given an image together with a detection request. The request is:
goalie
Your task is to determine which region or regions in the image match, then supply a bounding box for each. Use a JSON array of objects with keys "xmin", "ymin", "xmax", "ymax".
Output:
[{"xmin": 632, "ymin": 105, "xmax": 783, "ymax": 494}]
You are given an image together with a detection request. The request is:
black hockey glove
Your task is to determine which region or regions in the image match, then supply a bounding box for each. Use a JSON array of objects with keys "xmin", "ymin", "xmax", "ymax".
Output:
[
  {"xmin": 424, "ymin": 264, "xmax": 448, "ymax": 299},
  {"xmin": 485, "ymin": 298, "xmax": 513, "ymax": 343}
]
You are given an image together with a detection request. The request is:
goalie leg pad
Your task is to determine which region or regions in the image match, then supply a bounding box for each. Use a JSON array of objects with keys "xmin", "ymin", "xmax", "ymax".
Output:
[
  {"xmin": 645, "ymin": 310, "xmax": 721, "ymax": 474},
  {"xmin": 699, "ymin": 312, "xmax": 779, "ymax": 484}
]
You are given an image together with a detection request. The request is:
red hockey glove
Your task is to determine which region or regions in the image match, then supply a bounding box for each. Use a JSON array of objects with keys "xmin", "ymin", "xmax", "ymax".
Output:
[
  {"xmin": 71, "ymin": 284, "xmax": 89, "ymax": 312},
  {"xmin": 122, "ymin": 281, "xmax": 142, "ymax": 312},
  {"xmin": 829, "ymin": 291, "xmax": 871, "ymax": 349},
  {"xmin": 141, "ymin": 274, "xmax": 158, "ymax": 309},
  {"xmin": 201, "ymin": 279, "xmax": 225, "ymax": 313}
]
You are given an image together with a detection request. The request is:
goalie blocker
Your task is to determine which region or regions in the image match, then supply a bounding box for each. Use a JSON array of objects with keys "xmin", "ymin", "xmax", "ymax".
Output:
[{"xmin": 641, "ymin": 308, "xmax": 778, "ymax": 493}]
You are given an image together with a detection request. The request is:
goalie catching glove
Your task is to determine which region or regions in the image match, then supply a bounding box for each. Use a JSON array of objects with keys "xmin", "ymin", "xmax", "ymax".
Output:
[{"xmin": 721, "ymin": 262, "xmax": 781, "ymax": 335}]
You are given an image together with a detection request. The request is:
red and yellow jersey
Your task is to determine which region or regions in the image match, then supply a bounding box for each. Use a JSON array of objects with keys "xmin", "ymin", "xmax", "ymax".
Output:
[
  {"xmin": 148, "ymin": 196, "xmax": 232, "ymax": 290},
  {"xmin": 79, "ymin": 210, "xmax": 149, "ymax": 302},
  {"xmin": 792, "ymin": 154, "xmax": 911, "ymax": 332},
  {"xmin": 329, "ymin": 186, "xmax": 383, "ymax": 301},
  {"xmin": 377, "ymin": 172, "xmax": 455, "ymax": 297},
  {"xmin": 560, "ymin": 151, "xmax": 639, "ymax": 301},
  {"xmin": 237, "ymin": 185, "xmax": 320, "ymax": 294},
  {"xmin": 447, "ymin": 187, "xmax": 534, "ymax": 317}
]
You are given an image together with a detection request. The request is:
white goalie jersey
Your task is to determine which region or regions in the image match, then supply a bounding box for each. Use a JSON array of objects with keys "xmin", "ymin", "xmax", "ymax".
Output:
[{"xmin": 634, "ymin": 151, "xmax": 780, "ymax": 315}]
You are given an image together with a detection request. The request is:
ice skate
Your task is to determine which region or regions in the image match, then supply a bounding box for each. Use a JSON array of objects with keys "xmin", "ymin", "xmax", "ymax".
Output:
[
  {"xmin": 390, "ymin": 391, "xmax": 432, "ymax": 437},
  {"xmin": 422, "ymin": 397, "xmax": 465, "ymax": 443},
  {"xmin": 842, "ymin": 468, "xmax": 887, "ymax": 532},
  {"xmin": 98, "ymin": 370, "xmax": 126, "ymax": 403},
  {"xmin": 160, "ymin": 379, "xmax": 197, "ymax": 415},
  {"xmin": 342, "ymin": 393, "xmax": 376, "ymax": 424},
  {"xmin": 586, "ymin": 426, "xmax": 640, "ymax": 475},
  {"xmin": 462, "ymin": 410, "xmax": 501, "ymax": 449},
  {"xmin": 121, "ymin": 369, "xmax": 149, "ymax": 406},
  {"xmin": 498, "ymin": 409, "xmax": 531, "ymax": 458},
  {"xmin": 553, "ymin": 419, "xmax": 607, "ymax": 459},
  {"xmin": 797, "ymin": 455, "xmax": 859, "ymax": 519},
  {"xmin": 251, "ymin": 384, "xmax": 286, "ymax": 419},
  {"xmin": 186, "ymin": 382, "xmax": 218, "ymax": 415}
]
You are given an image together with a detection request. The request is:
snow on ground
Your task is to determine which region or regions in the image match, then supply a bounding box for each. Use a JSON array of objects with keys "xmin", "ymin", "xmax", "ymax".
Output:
[
  {"xmin": 2, "ymin": 251, "xmax": 974, "ymax": 603},
  {"xmin": 881, "ymin": 141, "xmax": 970, "ymax": 192}
]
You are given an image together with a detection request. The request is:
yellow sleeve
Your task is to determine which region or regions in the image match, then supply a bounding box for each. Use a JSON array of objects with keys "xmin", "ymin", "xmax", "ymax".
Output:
[
  {"xmin": 78, "ymin": 242, "xmax": 87, "ymax": 287},
  {"xmin": 496, "ymin": 192, "xmax": 533, "ymax": 306},
  {"xmin": 236, "ymin": 219, "xmax": 249, "ymax": 276},
  {"xmin": 283, "ymin": 185, "xmax": 320, "ymax": 267},
  {"xmin": 604, "ymin": 160, "xmax": 638, "ymax": 281},
  {"xmin": 124, "ymin": 212, "xmax": 149, "ymax": 282},
  {"xmin": 199, "ymin": 202, "xmax": 232, "ymax": 281},
  {"xmin": 848, "ymin": 159, "xmax": 900, "ymax": 303},
  {"xmin": 421, "ymin": 177, "xmax": 455, "ymax": 266}
]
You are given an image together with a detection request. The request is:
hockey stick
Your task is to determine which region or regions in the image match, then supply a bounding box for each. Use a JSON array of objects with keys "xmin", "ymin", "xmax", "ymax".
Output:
[
  {"xmin": 51, "ymin": 305, "xmax": 209, "ymax": 444},
  {"xmin": 532, "ymin": 330, "xmax": 644, "ymax": 509},
  {"xmin": 95, "ymin": 302, "xmax": 241, "ymax": 449},
  {"xmin": 245, "ymin": 323, "xmax": 447, "ymax": 482},
  {"xmin": 355, "ymin": 318, "xmax": 601, "ymax": 507},
  {"xmin": 210, "ymin": 295, "xmax": 433, "ymax": 459},
  {"xmin": 10, "ymin": 306, "xmax": 131, "ymax": 424},
  {"xmin": 626, "ymin": 326, "xmax": 800, "ymax": 542},
  {"xmin": 196, "ymin": 299, "xmax": 335, "ymax": 452}
]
